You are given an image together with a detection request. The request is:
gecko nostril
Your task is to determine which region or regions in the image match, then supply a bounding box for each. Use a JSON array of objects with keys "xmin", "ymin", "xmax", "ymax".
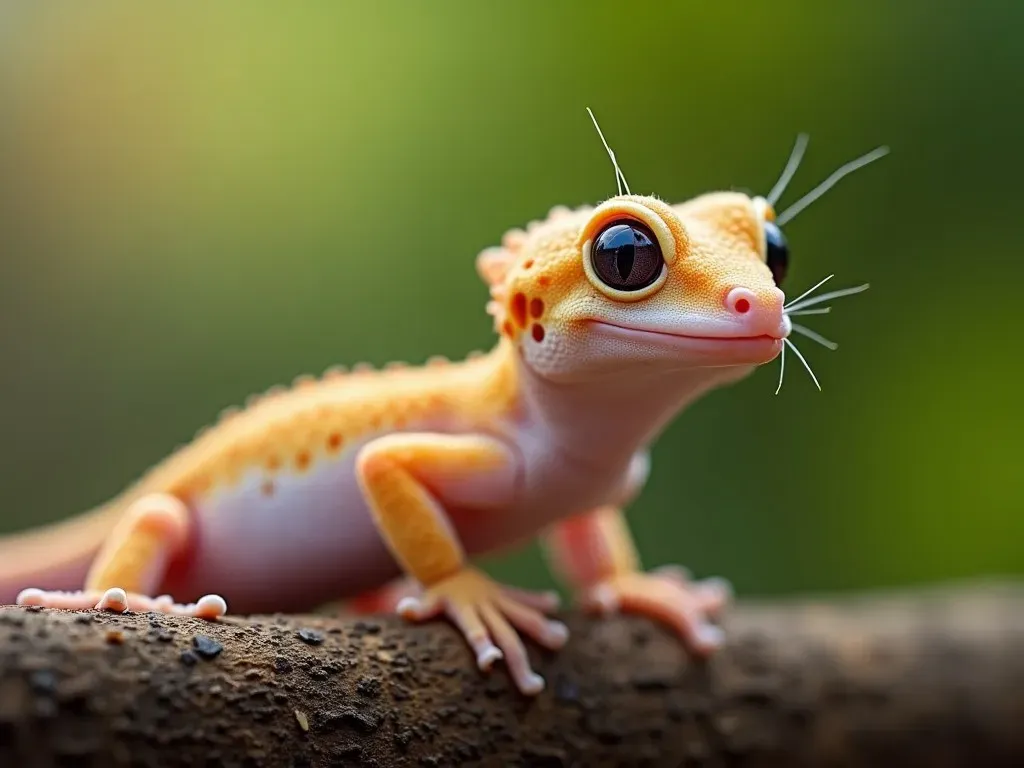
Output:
[{"xmin": 725, "ymin": 287, "xmax": 757, "ymax": 317}]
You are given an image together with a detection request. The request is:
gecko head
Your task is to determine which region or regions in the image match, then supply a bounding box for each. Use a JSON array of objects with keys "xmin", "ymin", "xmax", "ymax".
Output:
[
  {"xmin": 477, "ymin": 122, "xmax": 886, "ymax": 387},
  {"xmin": 477, "ymin": 192, "xmax": 789, "ymax": 383}
]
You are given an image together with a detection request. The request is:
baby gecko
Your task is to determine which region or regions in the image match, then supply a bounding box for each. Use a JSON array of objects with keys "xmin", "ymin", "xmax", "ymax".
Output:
[{"xmin": 0, "ymin": 113, "xmax": 885, "ymax": 694}]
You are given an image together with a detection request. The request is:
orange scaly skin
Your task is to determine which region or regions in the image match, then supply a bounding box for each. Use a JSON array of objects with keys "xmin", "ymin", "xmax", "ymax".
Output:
[{"xmin": 1, "ymin": 136, "xmax": 877, "ymax": 694}]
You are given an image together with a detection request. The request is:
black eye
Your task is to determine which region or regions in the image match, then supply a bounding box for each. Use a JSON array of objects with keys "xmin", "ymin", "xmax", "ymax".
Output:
[
  {"xmin": 590, "ymin": 219, "xmax": 664, "ymax": 291},
  {"xmin": 764, "ymin": 220, "xmax": 789, "ymax": 286}
]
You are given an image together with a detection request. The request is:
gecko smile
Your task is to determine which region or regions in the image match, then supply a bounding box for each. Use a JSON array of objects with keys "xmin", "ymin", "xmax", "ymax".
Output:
[{"xmin": 587, "ymin": 319, "xmax": 785, "ymax": 362}]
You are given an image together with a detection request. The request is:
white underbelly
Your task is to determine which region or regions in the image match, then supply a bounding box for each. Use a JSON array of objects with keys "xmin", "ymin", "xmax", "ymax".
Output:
[{"xmin": 184, "ymin": 446, "xmax": 397, "ymax": 609}]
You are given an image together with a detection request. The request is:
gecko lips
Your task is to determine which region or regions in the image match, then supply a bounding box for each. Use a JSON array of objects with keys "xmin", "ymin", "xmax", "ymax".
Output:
[{"xmin": 589, "ymin": 320, "xmax": 785, "ymax": 366}]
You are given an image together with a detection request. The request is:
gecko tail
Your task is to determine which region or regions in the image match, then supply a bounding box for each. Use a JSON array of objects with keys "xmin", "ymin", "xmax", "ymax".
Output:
[{"xmin": 0, "ymin": 502, "xmax": 121, "ymax": 605}]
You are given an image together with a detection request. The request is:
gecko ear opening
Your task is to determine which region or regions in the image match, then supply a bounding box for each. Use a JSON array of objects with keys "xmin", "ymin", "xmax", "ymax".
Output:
[{"xmin": 475, "ymin": 247, "xmax": 514, "ymax": 286}]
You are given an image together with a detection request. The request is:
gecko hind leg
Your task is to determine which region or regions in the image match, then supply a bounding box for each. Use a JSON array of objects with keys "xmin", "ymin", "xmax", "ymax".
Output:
[
  {"xmin": 16, "ymin": 493, "xmax": 227, "ymax": 619},
  {"xmin": 544, "ymin": 506, "xmax": 733, "ymax": 655}
]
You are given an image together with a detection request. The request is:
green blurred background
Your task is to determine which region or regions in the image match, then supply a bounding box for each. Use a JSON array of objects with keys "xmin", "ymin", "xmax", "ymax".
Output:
[{"xmin": 0, "ymin": 2, "xmax": 1020, "ymax": 599}]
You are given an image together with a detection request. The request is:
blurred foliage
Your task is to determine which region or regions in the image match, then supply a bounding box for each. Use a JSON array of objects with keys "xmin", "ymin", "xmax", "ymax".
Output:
[{"xmin": 0, "ymin": 1, "xmax": 1021, "ymax": 597}]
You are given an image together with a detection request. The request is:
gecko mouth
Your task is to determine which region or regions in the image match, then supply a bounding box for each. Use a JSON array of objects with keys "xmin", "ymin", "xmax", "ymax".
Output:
[{"xmin": 587, "ymin": 320, "xmax": 784, "ymax": 363}]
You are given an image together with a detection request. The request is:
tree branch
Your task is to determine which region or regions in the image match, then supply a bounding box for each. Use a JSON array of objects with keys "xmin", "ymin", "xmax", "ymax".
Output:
[{"xmin": 1, "ymin": 582, "xmax": 1022, "ymax": 767}]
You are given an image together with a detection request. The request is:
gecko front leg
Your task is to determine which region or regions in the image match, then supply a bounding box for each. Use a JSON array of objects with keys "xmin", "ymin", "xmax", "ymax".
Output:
[
  {"xmin": 355, "ymin": 432, "xmax": 568, "ymax": 695},
  {"xmin": 17, "ymin": 493, "xmax": 226, "ymax": 619}
]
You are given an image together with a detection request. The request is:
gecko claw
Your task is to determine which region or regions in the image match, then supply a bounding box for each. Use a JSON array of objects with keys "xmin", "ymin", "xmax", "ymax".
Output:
[
  {"xmin": 396, "ymin": 595, "xmax": 442, "ymax": 621},
  {"xmin": 96, "ymin": 587, "xmax": 129, "ymax": 613},
  {"xmin": 193, "ymin": 594, "xmax": 228, "ymax": 619},
  {"xmin": 476, "ymin": 644, "xmax": 504, "ymax": 671},
  {"xmin": 15, "ymin": 587, "xmax": 47, "ymax": 606}
]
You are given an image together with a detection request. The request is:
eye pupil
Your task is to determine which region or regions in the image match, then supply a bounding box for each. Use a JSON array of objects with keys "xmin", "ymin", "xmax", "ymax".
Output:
[
  {"xmin": 591, "ymin": 220, "xmax": 663, "ymax": 291},
  {"xmin": 764, "ymin": 221, "xmax": 789, "ymax": 286},
  {"xmin": 615, "ymin": 248, "xmax": 634, "ymax": 281}
]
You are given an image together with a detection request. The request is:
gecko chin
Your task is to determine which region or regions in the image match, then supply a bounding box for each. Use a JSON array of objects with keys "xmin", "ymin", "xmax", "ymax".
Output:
[{"xmin": 587, "ymin": 320, "xmax": 784, "ymax": 367}]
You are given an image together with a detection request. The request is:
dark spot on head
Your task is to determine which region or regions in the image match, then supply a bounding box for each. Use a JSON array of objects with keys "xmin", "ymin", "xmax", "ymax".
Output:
[
  {"xmin": 523, "ymin": 258, "xmax": 534, "ymax": 269},
  {"xmin": 295, "ymin": 450, "xmax": 311, "ymax": 470},
  {"xmin": 511, "ymin": 292, "xmax": 528, "ymax": 327},
  {"xmin": 531, "ymin": 324, "xmax": 545, "ymax": 342},
  {"xmin": 502, "ymin": 320, "xmax": 515, "ymax": 337},
  {"xmin": 529, "ymin": 298, "xmax": 544, "ymax": 318}
]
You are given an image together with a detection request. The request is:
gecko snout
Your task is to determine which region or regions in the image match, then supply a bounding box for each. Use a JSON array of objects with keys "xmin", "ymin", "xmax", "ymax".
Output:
[{"xmin": 725, "ymin": 286, "xmax": 786, "ymax": 338}]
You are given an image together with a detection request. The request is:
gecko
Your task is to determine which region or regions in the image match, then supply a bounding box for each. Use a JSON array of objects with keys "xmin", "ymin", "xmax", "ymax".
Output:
[{"xmin": 0, "ymin": 113, "xmax": 885, "ymax": 695}]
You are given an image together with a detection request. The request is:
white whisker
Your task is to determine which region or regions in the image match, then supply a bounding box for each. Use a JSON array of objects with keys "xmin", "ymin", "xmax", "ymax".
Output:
[
  {"xmin": 586, "ymin": 107, "xmax": 631, "ymax": 196},
  {"xmin": 776, "ymin": 145, "xmax": 889, "ymax": 226},
  {"xmin": 784, "ymin": 274, "xmax": 834, "ymax": 309},
  {"xmin": 784, "ymin": 338, "xmax": 822, "ymax": 391},
  {"xmin": 784, "ymin": 283, "xmax": 870, "ymax": 313},
  {"xmin": 766, "ymin": 133, "xmax": 809, "ymax": 206},
  {"xmin": 791, "ymin": 323, "xmax": 838, "ymax": 351},
  {"xmin": 785, "ymin": 307, "xmax": 831, "ymax": 316},
  {"xmin": 774, "ymin": 339, "xmax": 786, "ymax": 395}
]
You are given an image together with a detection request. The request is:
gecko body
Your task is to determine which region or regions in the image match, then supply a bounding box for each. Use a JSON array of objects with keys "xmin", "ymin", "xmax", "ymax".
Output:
[{"xmin": 0, "ymin": 124, "xmax": 883, "ymax": 694}]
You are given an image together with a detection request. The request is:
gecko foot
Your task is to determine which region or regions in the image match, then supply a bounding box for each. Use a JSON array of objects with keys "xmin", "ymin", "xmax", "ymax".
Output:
[
  {"xmin": 16, "ymin": 587, "xmax": 227, "ymax": 619},
  {"xmin": 395, "ymin": 567, "xmax": 567, "ymax": 696},
  {"xmin": 578, "ymin": 565, "xmax": 732, "ymax": 655}
]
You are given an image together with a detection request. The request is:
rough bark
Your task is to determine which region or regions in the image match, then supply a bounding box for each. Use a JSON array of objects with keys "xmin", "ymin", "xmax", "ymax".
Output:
[{"xmin": 0, "ymin": 582, "xmax": 1022, "ymax": 767}]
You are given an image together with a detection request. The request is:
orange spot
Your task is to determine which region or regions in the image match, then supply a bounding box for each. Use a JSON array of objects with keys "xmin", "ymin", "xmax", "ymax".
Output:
[
  {"xmin": 523, "ymin": 259, "xmax": 534, "ymax": 269},
  {"xmin": 510, "ymin": 292, "xmax": 527, "ymax": 328},
  {"xmin": 529, "ymin": 298, "xmax": 544, "ymax": 318},
  {"xmin": 327, "ymin": 432, "xmax": 343, "ymax": 451},
  {"xmin": 538, "ymin": 275, "xmax": 551, "ymax": 287},
  {"xmin": 369, "ymin": 414, "xmax": 383, "ymax": 430},
  {"xmin": 266, "ymin": 455, "xmax": 281, "ymax": 471},
  {"xmin": 502, "ymin": 320, "xmax": 515, "ymax": 337},
  {"xmin": 261, "ymin": 480, "xmax": 275, "ymax": 497},
  {"xmin": 531, "ymin": 323, "xmax": 545, "ymax": 342},
  {"xmin": 295, "ymin": 450, "xmax": 312, "ymax": 470}
]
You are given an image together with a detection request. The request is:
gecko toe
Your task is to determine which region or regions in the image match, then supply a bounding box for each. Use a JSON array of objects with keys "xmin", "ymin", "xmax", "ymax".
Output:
[
  {"xmin": 695, "ymin": 576, "xmax": 733, "ymax": 608},
  {"xmin": 498, "ymin": 585, "xmax": 561, "ymax": 613},
  {"xmin": 585, "ymin": 583, "xmax": 620, "ymax": 614},
  {"xmin": 96, "ymin": 587, "xmax": 129, "ymax": 613},
  {"xmin": 16, "ymin": 588, "xmax": 46, "ymax": 606},
  {"xmin": 522, "ymin": 671, "xmax": 546, "ymax": 695},
  {"xmin": 193, "ymin": 594, "xmax": 228, "ymax": 619},
  {"xmin": 653, "ymin": 564, "xmax": 693, "ymax": 585},
  {"xmin": 397, "ymin": 595, "xmax": 442, "ymax": 621}
]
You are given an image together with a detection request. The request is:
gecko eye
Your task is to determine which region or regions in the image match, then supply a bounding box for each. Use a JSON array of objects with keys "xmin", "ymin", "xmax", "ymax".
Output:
[
  {"xmin": 590, "ymin": 219, "xmax": 664, "ymax": 291},
  {"xmin": 764, "ymin": 220, "xmax": 789, "ymax": 286}
]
